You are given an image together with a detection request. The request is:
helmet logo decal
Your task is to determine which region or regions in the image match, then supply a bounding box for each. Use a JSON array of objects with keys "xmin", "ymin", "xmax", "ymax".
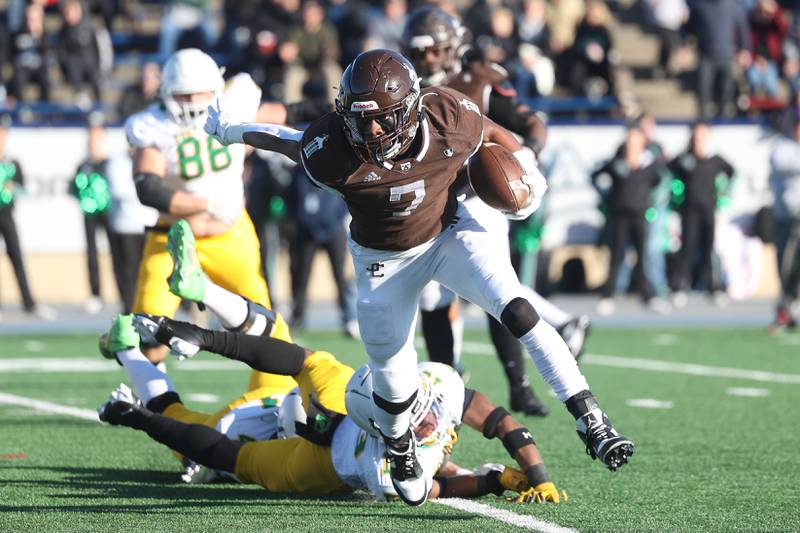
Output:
[
  {"xmin": 350, "ymin": 101, "xmax": 380, "ymax": 112},
  {"xmin": 302, "ymin": 134, "xmax": 329, "ymax": 159}
]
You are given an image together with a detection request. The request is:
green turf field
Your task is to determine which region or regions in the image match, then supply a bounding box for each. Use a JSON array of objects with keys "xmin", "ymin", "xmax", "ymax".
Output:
[{"xmin": 1, "ymin": 328, "xmax": 798, "ymax": 532}]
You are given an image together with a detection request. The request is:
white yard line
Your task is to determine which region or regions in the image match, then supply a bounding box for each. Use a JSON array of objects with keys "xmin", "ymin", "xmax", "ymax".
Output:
[
  {"xmin": 0, "ymin": 392, "xmax": 99, "ymax": 421},
  {"xmin": 0, "ymin": 358, "xmax": 242, "ymax": 373},
  {"xmin": 458, "ymin": 341, "xmax": 800, "ymax": 385},
  {"xmin": 582, "ymin": 354, "xmax": 800, "ymax": 385},
  {"xmin": 436, "ymin": 498, "xmax": 578, "ymax": 533},
  {"xmin": 0, "ymin": 389, "xmax": 578, "ymax": 533}
]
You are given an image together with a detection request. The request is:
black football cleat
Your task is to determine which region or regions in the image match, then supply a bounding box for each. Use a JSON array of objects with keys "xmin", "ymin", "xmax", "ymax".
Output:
[
  {"xmin": 385, "ymin": 430, "xmax": 430, "ymax": 506},
  {"xmin": 576, "ymin": 408, "xmax": 635, "ymax": 471},
  {"xmin": 557, "ymin": 315, "xmax": 591, "ymax": 362},
  {"xmin": 510, "ymin": 386, "xmax": 549, "ymax": 417}
]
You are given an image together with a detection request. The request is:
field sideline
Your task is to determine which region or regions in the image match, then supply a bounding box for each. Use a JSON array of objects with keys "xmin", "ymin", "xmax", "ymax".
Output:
[{"xmin": 1, "ymin": 328, "xmax": 799, "ymax": 532}]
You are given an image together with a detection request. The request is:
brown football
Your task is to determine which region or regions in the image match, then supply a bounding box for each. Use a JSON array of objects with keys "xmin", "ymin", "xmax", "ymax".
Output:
[{"xmin": 467, "ymin": 142, "xmax": 530, "ymax": 213}]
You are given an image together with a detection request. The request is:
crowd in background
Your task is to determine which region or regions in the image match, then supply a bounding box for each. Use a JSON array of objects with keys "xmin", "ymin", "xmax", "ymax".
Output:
[{"xmin": 0, "ymin": 0, "xmax": 798, "ymax": 330}]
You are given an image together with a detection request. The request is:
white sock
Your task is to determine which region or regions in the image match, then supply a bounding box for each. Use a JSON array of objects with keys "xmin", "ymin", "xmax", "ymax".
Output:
[
  {"xmin": 520, "ymin": 285, "xmax": 571, "ymax": 328},
  {"xmin": 451, "ymin": 316, "xmax": 464, "ymax": 368},
  {"xmin": 519, "ymin": 320, "xmax": 588, "ymax": 402},
  {"xmin": 118, "ymin": 347, "xmax": 175, "ymax": 404},
  {"xmin": 202, "ymin": 281, "xmax": 249, "ymax": 329}
]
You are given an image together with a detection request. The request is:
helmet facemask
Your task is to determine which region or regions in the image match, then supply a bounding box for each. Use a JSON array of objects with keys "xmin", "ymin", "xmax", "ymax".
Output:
[
  {"xmin": 403, "ymin": 41, "xmax": 459, "ymax": 87},
  {"xmin": 165, "ymin": 93, "xmax": 218, "ymax": 129},
  {"xmin": 337, "ymin": 88, "xmax": 421, "ymax": 166}
]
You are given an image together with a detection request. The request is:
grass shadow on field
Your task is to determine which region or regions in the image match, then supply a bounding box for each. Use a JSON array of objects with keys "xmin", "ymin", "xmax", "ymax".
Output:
[{"xmin": 0, "ymin": 466, "xmax": 466, "ymax": 521}]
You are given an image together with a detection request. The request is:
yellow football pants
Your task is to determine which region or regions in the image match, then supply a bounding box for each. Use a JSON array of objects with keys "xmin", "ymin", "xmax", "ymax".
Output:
[
  {"xmin": 234, "ymin": 351, "xmax": 354, "ymax": 494},
  {"xmin": 132, "ymin": 213, "xmax": 294, "ymax": 392}
]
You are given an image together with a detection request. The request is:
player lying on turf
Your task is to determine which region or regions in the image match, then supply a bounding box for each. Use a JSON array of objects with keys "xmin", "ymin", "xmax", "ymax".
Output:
[{"xmin": 98, "ymin": 313, "xmax": 566, "ymax": 503}]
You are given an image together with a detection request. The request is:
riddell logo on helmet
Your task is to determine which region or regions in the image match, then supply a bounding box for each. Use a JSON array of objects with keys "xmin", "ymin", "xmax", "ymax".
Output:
[{"xmin": 350, "ymin": 101, "xmax": 380, "ymax": 111}]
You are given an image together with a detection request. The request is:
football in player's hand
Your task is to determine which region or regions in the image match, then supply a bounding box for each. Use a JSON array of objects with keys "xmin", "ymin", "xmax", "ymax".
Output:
[{"xmin": 467, "ymin": 143, "xmax": 530, "ymax": 213}]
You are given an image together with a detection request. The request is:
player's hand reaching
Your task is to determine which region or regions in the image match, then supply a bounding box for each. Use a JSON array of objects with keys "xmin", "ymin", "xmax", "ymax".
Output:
[
  {"xmin": 204, "ymin": 98, "xmax": 245, "ymax": 146},
  {"xmin": 133, "ymin": 314, "xmax": 210, "ymax": 359},
  {"xmin": 512, "ymin": 482, "xmax": 568, "ymax": 504}
]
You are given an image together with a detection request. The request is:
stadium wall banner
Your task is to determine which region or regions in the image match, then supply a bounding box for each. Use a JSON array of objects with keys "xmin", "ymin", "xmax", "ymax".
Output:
[{"xmin": 2, "ymin": 125, "xmax": 777, "ymax": 299}]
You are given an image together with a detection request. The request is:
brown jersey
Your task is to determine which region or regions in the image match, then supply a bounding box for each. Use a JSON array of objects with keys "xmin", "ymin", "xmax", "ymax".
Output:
[
  {"xmin": 299, "ymin": 86, "xmax": 484, "ymax": 251},
  {"xmin": 445, "ymin": 60, "xmax": 508, "ymax": 114}
]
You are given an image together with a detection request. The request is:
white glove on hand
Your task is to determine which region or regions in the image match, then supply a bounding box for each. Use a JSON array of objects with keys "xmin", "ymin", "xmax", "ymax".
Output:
[
  {"xmin": 206, "ymin": 194, "xmax": 243, "ymax": 225},
  {"xmin": 509, "ymin": 148, "xmax": 548, "ymax": 221},
  {"xmin": 204, "ymin": 99, "xmax": 247, "ymax": 146}
]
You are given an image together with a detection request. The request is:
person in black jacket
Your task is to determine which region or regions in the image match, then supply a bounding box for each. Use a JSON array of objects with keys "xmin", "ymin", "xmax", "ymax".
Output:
[
  {"xmin": 668, "ymin": 121, "xmax": 734, "ymax": 305},
  {"xmin": 594, "ymin": 125, "xmax": 663, "ymax": 313},
  {"xmin": 0, "ymin": 115, "xmax": 55, "ymax": 319},
  {"xmin": 70, "ymin": 121, "xmax": 113, "ymax": 314},
  {"xmin": 286, "ymin": 166, "xmax": 356, "ymax": 338},
  {"xmin": 10, "ymin": 3, "xmax": 51, "ymax": 103},
  {"xmin": 57, "ymin": 0, "xmax": 101, "ymax": 104}
]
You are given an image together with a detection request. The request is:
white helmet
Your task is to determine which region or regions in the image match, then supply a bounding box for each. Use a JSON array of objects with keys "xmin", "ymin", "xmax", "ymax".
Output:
[
  {"xmin": 160, "ymin": 48, "xmax": 224, "ymax": 128},
  {"xmin": 345, "ymin": 364, "xmax": 438, "ymax": 440}
]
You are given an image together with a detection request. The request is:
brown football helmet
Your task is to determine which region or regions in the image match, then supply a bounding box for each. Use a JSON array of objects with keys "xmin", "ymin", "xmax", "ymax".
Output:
[
  {"xmin": 335, "ymin": 49, "xmax": 422, "ymax": 166},
  {"xmin": 401, "ymin": 7, "xmax": 464, "ymax": 87}
]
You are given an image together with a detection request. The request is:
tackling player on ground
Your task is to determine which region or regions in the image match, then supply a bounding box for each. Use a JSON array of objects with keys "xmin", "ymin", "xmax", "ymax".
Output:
[
  {"xmin": 401, "ymin": 7, "xmax": 591, "ymax": 417},
  {"xmin": 204, "ymin": 48, "xmax": 634, "ymax": 506},
  {"xmin": 125, "ymin": 48, "xmax": 293, "ymax": 394},
  {"xmin": 97, "ymin": 231, "xmax": 566, "ymax": 503}
]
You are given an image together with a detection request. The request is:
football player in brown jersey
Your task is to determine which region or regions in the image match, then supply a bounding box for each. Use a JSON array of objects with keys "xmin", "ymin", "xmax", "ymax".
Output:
[
  {"xmin": 203, "ymin": 49, "xmax": 634, "ymax": 507},
  {"xmin": 401, "ymin": 6, "xmax": 592, "ymax": 417}
]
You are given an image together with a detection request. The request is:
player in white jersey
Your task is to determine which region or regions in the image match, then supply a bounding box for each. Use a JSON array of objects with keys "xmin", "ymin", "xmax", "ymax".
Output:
[
  {"xmin": 125, "ymin": 48, "xmax": 295, "ymax": 396},
  {"xmin": 98, "ymin": 272, "xmax": 565, "ymax": 503}
]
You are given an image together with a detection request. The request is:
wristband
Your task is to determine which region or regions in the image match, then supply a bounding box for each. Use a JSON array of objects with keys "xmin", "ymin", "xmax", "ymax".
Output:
[{"xmin": 525, "ymin": 463, "xmax": 551, "ymax": 487}]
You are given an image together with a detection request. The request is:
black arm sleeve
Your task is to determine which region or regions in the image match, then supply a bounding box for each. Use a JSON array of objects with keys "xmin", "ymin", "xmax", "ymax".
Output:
[
  {"xmin": 12, "ymin": 160, "xmax": 24, "ymax": 186},
  {"xmin": 133, "ymin": 172, "xmax": 177, "ymax": 212},
  {"xmin": 203, "ymin": 329, "xmax": 306, "ymax": 376},
  {"xmin": 143, "ymin": 412, "xmax": 241, "ymax": 473}
]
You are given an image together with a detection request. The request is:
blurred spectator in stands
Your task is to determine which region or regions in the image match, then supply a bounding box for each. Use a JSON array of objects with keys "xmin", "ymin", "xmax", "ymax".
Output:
[
  {"xmin": 745, "ymin": 0, "xmax": 788, "ymax": 98},
  {"xmin": 365, "ymin": 0, "xmax": 408, "ymax": 52},
  {"xmin": 463, "ymin": 0, "xmax": 501, "ymax": 40},
  {"xmin": 281, "ymin": 0, "xmax": 341, "ymax": 103},
  {"xmin": 549, "ymin": 0, "xmax": 584, "ymax": 54},
  {"xmin": 117, "ymin": 61, "xmax": 160, "ymax": 120},
  {"xmin": 593, "ymin": 125, "xmax": 666, "ymax": 315},
  {"xmin": 0, "ymin": 114, "xmax": 55, "ymax": 320},
  {"xmin": 566, "ymin": 0, "xmax": 616, "ymax": 98},
  {"xmin": 643, "ymin": 0, "xmax": 688, "ymax": 79},
  {"xmin": 86, "ymin": 0, "xmax": 123, "ymax": 31},
  {"xmin": 475, "ymin": 6, "xmax": 518, "ymax": 66},
  {"xmin": 515, "ymin": 43, "xmax": 556, "ymax": 98},
  {"xmin": 783, "ymin": 43, "xmax": 800, "ymax": 96},
  {"xmin": 668, "ymin": 121, "xmax": 734, "ymax": 307},
  {"xmin": 517, "ymin": 0, "xmax": 552, "ymax": 57},
  {"xmin": 57, "ymin": 0, "xmax": 102, "ymax": 107},
  {"xmin": 327, "ymin": 0, "xmax": 369, "ymax": 66},
  {"xmin": 685, "ymin": 0, "xmax": 751, "ymax": 118},
  {"xmin": 70, "ymin": 119, "xmax": 114, "ymax": 314},
  {"xmin": 243, "ymin": 0, "xmax": 301, "ymax": 98},
  {"xmin": 10, "ymin": 3, "xmax": 51, "ymax": 103},
  {"xmin": 287, "ymin": 165, "xmax": 357, "ymax": 338},
  {"xmin": 158, "ymin": 0, "xmax": 217, "ymax": 62},
  {"xmin": 768, "ymin": 112, "xmax": 800, "ymax": 329},
  {"xmin": 105, "ymin": 149, "xmax": 157, "ymax": 313}
]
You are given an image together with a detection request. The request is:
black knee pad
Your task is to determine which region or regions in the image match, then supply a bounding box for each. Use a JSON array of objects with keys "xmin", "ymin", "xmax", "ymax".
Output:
[
  {"xmin": 372, "ymin": 390, "xmax": 417, "ymax": 415},
  {"xmin": 500, "ymin": 297, "xmax": 540, "ymax": 338},
  {"xmin": 226, "ymin": 298, "xmax": 277, "ymax": 336}
]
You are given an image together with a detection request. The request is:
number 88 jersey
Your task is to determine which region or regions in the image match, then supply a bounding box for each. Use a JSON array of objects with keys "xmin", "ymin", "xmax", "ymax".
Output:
[{"xmin": 125, "ymin": 73, "xmax": 262, "ymax": 208}]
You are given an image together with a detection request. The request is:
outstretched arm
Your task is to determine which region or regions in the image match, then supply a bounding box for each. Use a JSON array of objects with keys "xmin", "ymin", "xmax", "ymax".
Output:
[{"xmin": 204, "ymin": 100, "xmax": 303, "ymax": 163}]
